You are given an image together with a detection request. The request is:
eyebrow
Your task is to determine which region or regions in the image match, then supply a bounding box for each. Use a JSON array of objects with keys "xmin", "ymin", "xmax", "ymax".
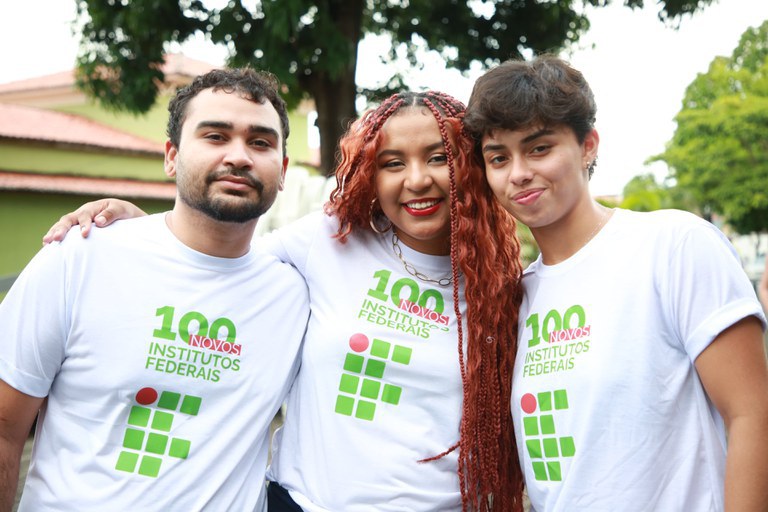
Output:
[
  {"xmin": 195, "ymin": 121, "xmax": 280, "ymax": 140},
  {"xmin": 482, "ymin": 128, "xmax": 555, "ymax": 154},
  {"xmin": 522, "ymin": 128, "xmax": 555, "ymax": 144},
  {"xmin": 377, "ymin": 141, "xmax": 445, "ymax": 158}
]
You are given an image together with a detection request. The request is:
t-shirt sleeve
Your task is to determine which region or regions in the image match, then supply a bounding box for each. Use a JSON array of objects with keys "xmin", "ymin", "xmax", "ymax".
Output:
[
  {"xmin": 256, "ymin": 212, "xmax": 328, "ymax": 277},
  {"xmin": 665, "ymin": 221, "xmax": 766, "ymax": 361},
  {"xmin": 0, "ymin": 243, "xmax": 69, "ymax": 397}
]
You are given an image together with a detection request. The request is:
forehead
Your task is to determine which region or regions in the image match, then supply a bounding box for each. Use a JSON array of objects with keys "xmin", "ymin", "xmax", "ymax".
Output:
[
  {"xmin": 379, "ymin": 107, "xmax": 441, "ymax": 140},
  {"xmin": 183, "ymin": 89, "xmax": 281, "ymax": 133},
  {"xmin": 482, "ymin": 124, "xmax": 574, "ymax": 144}
]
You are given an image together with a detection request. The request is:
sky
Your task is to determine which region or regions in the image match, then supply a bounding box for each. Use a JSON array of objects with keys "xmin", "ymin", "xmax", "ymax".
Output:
[{"xmin": 2, "ymin": 0, "xmax": 767, "ymax": 196}]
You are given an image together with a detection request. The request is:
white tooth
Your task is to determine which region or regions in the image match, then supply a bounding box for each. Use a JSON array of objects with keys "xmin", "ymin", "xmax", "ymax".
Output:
[{"xmin": 408, "ymin": 200, "xmax": 439, "ymax": 210}]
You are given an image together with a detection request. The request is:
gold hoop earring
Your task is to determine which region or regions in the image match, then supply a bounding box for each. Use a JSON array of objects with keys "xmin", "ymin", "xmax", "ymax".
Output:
[{"xmin": 369, "ymin": 198, "xmax": 392, "ymax": 234}]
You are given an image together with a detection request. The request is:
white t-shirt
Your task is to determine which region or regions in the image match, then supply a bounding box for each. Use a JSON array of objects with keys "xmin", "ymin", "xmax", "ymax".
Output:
[
  {"xmin": 264, "ymin": 211, "xmax": 466, "ymax": 511},
  {"xmin": 512, "ymin": 208, "xmax": 766, "ymax": 512},
  {"xmin": 0, "ymin": 213, "xmax": 309, "ymax": 512}
]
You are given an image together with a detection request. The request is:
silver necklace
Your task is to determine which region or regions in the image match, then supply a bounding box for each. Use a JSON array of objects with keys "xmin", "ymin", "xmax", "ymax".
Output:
[{"xmin": 391, "ymin": 233, "xmax": 452, "ymax": 287}]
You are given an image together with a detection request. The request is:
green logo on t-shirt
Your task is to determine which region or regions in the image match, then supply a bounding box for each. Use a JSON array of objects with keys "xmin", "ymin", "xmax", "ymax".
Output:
[
  {"xmin": 520, "ymin": 389, "xmax": 576, "ymax": 482},
  {"xmin": 334, "ymin": 333, "xmax": 411, "ymax": 421},
  {"xmin": 522, "ymin": 306, "xmax": 592, "ymax": 376},
  {"xmin": 115, "ymin": 387, "xmax": 200, "ymax": 478}
]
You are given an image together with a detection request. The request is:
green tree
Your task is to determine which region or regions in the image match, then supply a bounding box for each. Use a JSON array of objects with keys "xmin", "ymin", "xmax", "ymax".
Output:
[
  {"xmin": 654, "ymin": 20, "xmax": 768, "ymax": 233},
  {"xmin": 620, "ymin": 174, "xmax": 665, "ymax": 212},
  {"xmin": 618, "ymin": 173, "xmax": 696, "ymax": 213},
  {"xmin": 75, "ymin": 0, "xmax": 712, "ymax": 175}
]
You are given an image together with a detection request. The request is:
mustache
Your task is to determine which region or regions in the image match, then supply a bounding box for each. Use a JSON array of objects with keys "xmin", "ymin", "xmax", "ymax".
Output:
[{"xmin": 207, "ymin": 168, "xmax": 263, "ymax": 193}]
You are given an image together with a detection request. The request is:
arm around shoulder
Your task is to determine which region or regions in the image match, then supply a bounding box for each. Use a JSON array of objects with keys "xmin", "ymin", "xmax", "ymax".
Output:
[
  {"xmin": 695, "ymin": 316, "xmax": 768, "ymax": 511},
  {"xmin": 42, "ymin": 198, "xmax": 147, "ymax": 244},
  {"xmin": 257, "ymin": 211, "xmax": 329, "ymax": 271},
  {"xmin": 0, "ymin": 380, "xmax": 43, "ymax": 511}
]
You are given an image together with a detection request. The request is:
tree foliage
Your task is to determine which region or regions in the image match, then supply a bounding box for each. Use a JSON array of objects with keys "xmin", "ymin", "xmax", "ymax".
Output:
[
  {"xmin": 75, "ymin": 0, "xmax": 713, "ymax": 175},
  {"xmin": 654, "ymin": 20, "xmax": 768, "ymax": 233},
  {"xmin": 619, "ymin": 173, "xmax": 697, "ymax": 213},
  {"xmin": 620, "ymin": 174, "xmax": 665, "ymax": 212}
]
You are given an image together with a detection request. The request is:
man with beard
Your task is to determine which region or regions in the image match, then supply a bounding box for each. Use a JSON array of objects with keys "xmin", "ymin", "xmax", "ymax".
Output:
[{"xmin": 0, "ymin": 68, "xmax": 309, "ymax": 511}]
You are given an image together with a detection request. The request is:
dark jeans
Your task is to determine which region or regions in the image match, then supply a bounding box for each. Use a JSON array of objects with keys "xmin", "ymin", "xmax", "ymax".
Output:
[{"xmin": 267, "ymin": 481, "xmax": 304, "ymax": 512}]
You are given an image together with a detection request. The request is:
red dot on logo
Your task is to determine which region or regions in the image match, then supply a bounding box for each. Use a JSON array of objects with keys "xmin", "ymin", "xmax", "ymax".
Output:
[
  {"xmin": 349, "ymin": 333, "xmax": 369, "ymax": 353},
  {"xmin": 521, "ymin": 393, "xmax": 537, "ymax": 414},
  {"xmin": 136, "ymin": 387, "xmax": 158, "ymax": 405}
]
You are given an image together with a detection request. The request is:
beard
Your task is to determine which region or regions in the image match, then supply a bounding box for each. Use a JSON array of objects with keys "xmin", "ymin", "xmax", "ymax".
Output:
[{"xmin": 177, "ymin": 166, "xmax": 278, "ymax": 223}]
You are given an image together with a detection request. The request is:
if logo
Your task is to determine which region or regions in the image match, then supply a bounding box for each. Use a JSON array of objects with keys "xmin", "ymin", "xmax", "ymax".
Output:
[
  {"xmin": 115, "ymin": 387, "xmax": 201, "ymax": 478},
  {"xmin": 334, "ymin": 333, "xmax": 411, "ymax": 421},
  {"xmin": 520, "ymin": 389, "xmax": 576, "ymax": 482}
]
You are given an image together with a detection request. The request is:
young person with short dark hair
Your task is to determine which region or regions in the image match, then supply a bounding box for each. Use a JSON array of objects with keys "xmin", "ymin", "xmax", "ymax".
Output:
[{"xmin": 464, "ymin": 55, "xmax": 768, "ymax": 511}]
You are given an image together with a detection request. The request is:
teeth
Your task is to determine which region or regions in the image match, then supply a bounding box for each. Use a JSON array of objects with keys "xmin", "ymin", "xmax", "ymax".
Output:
[{"xmin": 407, "ymin": 199, "xmax": 439, "ymax": 210}]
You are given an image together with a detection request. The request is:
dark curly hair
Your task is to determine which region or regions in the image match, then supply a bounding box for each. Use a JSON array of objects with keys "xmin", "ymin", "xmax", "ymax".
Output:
[{"xmin": 167, "ymin": 67, "xmax": 290, "ymax": 156}]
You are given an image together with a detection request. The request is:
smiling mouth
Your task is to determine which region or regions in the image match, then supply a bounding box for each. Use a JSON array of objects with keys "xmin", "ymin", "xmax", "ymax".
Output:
[
  {"xmin": 512, "ymin": 189, "xmax": 543, "ymax": 205},
  {"xmin": 405, "ymin": 199, "xmax": 441, "ymax": 209},
  {"xmin": 403, "ymin": 198, "xmax": 442, "ymax": 216}
]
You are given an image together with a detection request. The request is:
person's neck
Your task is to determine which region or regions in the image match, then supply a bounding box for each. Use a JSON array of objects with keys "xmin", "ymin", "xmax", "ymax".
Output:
[
  {"xmin": 165, "ymin": 203, "xmax": 257, "ymax": 258},
  {"xmin": 532, "ymin": 199, "xmax": 612, "ymax": 266}
]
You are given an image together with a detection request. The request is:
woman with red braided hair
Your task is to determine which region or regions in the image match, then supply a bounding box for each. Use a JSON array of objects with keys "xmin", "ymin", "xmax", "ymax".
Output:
[{"xmin": 42, "ymin": 90, "xmax": 526, "ymax": 511}]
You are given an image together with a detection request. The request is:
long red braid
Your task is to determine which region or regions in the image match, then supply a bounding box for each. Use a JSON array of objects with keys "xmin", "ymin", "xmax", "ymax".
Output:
[{"xmin": 326, "ymin": 91, "xmax": 525, "ymax": 511}]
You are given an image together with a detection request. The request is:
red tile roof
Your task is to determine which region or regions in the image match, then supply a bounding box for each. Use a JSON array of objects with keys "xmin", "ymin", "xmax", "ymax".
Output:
[
  {"xmin": 0, "ymin": 171, "xmax": 175, "ymax": 200},
  {"xmin": 0, "ymin": 70, "xmax": 75, "ymax": 94},
  {"xmin": 0, "ymin": 103, "xmax": 163, "ymax": 154},
  {"xmin": 0, "ymin": 53, "xmax": 218, "ymax": 94}
]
